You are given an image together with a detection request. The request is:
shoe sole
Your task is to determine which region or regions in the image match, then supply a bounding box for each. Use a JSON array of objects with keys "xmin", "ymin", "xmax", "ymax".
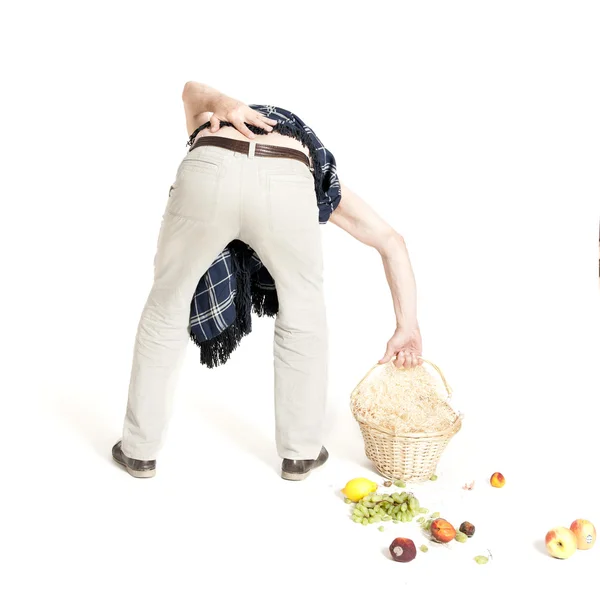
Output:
[
  {"xmin": 281, "ymin": 456, "xmax": 328, "ymax": 481},
  {"xmin": 112, "ymin": 453, "xmax": 156, "ymax": 478}
]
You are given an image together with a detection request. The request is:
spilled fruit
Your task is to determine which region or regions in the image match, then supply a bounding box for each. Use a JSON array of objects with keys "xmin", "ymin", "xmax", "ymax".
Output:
[
  {"xmin": 349, "ymin": 490, "xmax": 423, "ymax": 525},
  {"xmin": 545, "ymin": 527, "xmax": 577, "ymax": 559},
  {"xmin": 570, "ymin": 519, "xmax": 596, "ymax": 550},
  {"xmin": 342, "ymin": 478, "xmax": 377, "ymax": 502},
  {"xmin": 431, "ymin": 518, "xmax": 456, "ymax": 543},
  {"xmin": 459, "ymin": 521, "xmax": 476, "ymax": 537},
  {"xmin": 389, "ymin": 537, "xmax": 417, "ymax": 563},
  {"xmin": 490, "ymin": 472, "xmax": 505, "ymax": 488}
]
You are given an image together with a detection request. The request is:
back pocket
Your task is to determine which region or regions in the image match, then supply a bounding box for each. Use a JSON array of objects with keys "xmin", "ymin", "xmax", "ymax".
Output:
[
  {"xmin": 266, "ymin": 172, "xmax": 318, "ymax": 232},
  {"xmin": 166, "ymin": 160, "xmax": 221, "ymax": 222}
]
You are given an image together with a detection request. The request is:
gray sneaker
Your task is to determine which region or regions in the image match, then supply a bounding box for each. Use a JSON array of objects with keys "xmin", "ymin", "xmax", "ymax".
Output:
[
  {"xmin": 281, "ymin": 446, "xmax": 329, "ymax": 481},
  {"xmin": 112, "ymin": 440, "xmax": 156, "ymax": 478}
]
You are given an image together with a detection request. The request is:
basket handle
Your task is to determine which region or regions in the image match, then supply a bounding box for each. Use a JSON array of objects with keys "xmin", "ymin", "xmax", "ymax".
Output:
[{"xmin": 351, "ymin": 356, "xmax": 453, "ymax": 399}]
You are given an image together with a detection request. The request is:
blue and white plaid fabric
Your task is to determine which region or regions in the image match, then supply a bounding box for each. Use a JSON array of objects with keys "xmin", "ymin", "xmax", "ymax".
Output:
[{"xmin": 183, "ymin": 104, "xmax": 341, "ymax": 368}]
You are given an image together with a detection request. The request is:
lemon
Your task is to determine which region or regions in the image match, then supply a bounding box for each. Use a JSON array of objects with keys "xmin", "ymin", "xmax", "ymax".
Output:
[{"xmin": 342, "ymin": 478, "xmax": 378, "ymax": 502}]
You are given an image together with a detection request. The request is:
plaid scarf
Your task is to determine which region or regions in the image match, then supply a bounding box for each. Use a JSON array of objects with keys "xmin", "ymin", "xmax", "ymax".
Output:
[{"xmin": 184, "ymin": 104, "xmax": 341, "ymax": 368}]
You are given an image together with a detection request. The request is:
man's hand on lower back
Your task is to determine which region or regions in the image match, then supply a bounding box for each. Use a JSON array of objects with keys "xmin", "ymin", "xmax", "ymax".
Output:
[{"xmin": 209, "ymin": 94, "xmax": 278, "ymax": 139}]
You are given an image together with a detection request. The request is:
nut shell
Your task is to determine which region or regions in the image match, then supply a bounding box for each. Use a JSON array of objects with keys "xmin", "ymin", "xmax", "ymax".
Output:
[{"xmin": 459, "ymin": 521, "xmax": 476, "ymax": 537}]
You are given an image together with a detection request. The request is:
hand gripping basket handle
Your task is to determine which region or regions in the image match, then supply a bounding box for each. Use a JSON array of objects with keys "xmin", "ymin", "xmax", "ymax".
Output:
[{"xmin": 350, "ymin": 356, "xmax": 453, "ymax": 400}]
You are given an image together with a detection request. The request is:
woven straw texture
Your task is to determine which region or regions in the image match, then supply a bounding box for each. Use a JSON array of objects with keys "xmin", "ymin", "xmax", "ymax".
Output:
[{"xmin": 350, "ymin": 358, "xmax": 462, "ymax": 482}]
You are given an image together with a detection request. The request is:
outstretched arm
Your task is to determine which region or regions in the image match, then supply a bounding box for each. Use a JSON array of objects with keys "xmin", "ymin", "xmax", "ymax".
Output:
[
  {"xmin": 329, "ymin": 181, "xmax": 423, "ymax": 368},
  {"xmin": 181, "ymin": 81, "xmax": 277, "ymax": 140}
]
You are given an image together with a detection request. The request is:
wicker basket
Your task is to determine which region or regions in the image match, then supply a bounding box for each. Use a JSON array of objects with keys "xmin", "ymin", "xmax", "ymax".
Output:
[{"xmin": 350, "ymin": 357, "xmax": 462, "ymax": 482}]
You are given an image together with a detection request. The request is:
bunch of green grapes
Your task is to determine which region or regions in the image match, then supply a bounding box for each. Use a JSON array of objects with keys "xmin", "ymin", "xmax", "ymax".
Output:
[{"xmin": 348, "ymin": 491, "xmax": 429, "ymax": 526}]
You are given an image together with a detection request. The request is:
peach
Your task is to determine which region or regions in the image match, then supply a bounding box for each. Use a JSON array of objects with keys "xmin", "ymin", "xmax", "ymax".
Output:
[
  {"xmin": 431, "ymin": 518, "xmax": 456, "ymax": 543},
  {"xmin": 570, "ymin": 519, "xmax": 596, "ymax": 550},
  {"xmin": 389, "ymin": 537, "xmax": 417, "ymax": 563},
  {"xmin": 490, "ymin": 472, "xmax": 505, "ymax": 488},
  {"xmin": 545, "ymin": 527, "xmax": 578, "ymax": 559}
]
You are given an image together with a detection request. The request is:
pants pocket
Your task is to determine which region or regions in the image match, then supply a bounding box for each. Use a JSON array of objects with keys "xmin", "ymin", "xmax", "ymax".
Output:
[
  {"xmin": 266, "ymin": 172, "xmax": 319, "ymax": 232},
  {"xmin": 166, "ymin": 160, "xmax": 221, "ymax": 223}
]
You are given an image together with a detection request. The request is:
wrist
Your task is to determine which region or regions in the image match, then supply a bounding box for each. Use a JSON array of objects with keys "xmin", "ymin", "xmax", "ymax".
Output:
[{"xmin": 396, "ymin": 319, "xmax": 419, "ymax": 332}]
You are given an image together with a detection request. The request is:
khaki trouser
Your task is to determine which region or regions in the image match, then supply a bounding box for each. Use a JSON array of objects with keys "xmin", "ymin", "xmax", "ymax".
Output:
[{"xmin": 120, "ymin": 142, "xmax": 328, "ymax": 461}]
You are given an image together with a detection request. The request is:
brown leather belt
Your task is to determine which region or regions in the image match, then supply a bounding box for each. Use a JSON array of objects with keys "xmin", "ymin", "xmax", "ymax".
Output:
[{"xmin": 189, "ymin": 135, "xmax": 313, "ymax": 171}]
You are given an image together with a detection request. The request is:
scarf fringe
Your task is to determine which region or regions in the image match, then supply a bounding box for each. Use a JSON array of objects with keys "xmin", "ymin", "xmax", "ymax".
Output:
[
  {"xmin": 190, "ymin": 319, "xmax": 245, "ymax": 369},
  {"xmin": 250, "ymin": 276, "xmax": 279, "ymax": 317}
]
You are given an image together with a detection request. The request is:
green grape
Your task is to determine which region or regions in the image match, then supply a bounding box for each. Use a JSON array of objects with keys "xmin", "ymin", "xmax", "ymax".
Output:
[
  {"xmin": 430, "ymin": 474, "xmax": 438, "ymax": 481},
  {"xmin": 419, "ymin": 545, "xmax": 429, "ymax": 553},
  {"xmin": 455, "ymin": 532, "xmax": 468, "ymax": 543},
  {"xmin": 344, "ymin": 498, "xmax": 353, "ymax": 505},
  {"xmin": 352, "ymin": 509, "xmax": 363, "ymax": 518},
  {"xmin": 371, "ymin": 495, "xmax": 383, "ymax": 503},
  {"xmin": 373, "ymin": 515, "xmax": 382, "ymax": 523},
  {"xmin": 474, "ymin": 555, "xmax": 489, "ymax": 564},
  {"xmin": 369, "ymin": 508, "xmax": 377, "ymax": 517},
  {"xmin": 408, "ymin": 497, "xmax": 417, "ymax": 511},
  {"xmin": 362, "ymin": 518, "xmax": 369, "ymax": 526},
  {"xmin": 393, "ymin": 520, "xmax": 399, "ymax": 524},
  {"xmin": 398, "ymin": 492, "xmax": 408, "ymax": 503},
  {"xmin": 418, "ymin": 507, "xmax": 428, "ymax": 514},
  {"xmin": 382, "ymin": 515, "xmax": 392, "ymax": 521},
  {"xmin": 352, "ymin": 516, "xmax": 362, "ymax": 523},
  {"xmin": 394, "ymin": 480, "xmax": 406, "ymax": 488},
  {"xmin": 417, "ymin": 517, "xmax": 425, "ymax": 523},
  {"xmin": 378, "ymin": 526, "xmax": 385, "ymax": 532},
  {"xmin": 387, "ymin": 507, "xmax": 394, "ymax": 515},
  {"xmin": 368, "ymin": 517, "xmax": 375, "ymax": 524},
  {"xmin": 430, "ymin": 512, "xmax": 440, "ymax": 519},
  {"xmin": 400, "ymin": 503, "xmax": 408, "ymax": 512}
]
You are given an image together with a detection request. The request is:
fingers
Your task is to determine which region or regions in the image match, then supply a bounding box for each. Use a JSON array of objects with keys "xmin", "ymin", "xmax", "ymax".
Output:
[
  {"xmin": 394, "ymin": 351, "xmax": 406, "ymax": 369},
  {"xmin": 248, "ymin": 115, "xmax": 273, "ymax": 132},
  {"xmin": 392, "ymin": 351, "xmax": 420, "ymax": 369},
  {"xmin": 231, "ymin": 117, "xmax": 255, "ymax": 139},
  {"xmin": 209, "ymin": 114, "xmax": 221, "ymax": 133},
  {"xmin": 252, "ymin": 113, "xmax": 275, "ymax": 131},
  {"xmin": 378, "ymin": 349, "xmax": 393, "ymax": 364},
  {"xmin": 256, "ymin": 113, "xmax": 278, "ymax": 126},
  {"xmin": 407, "ymin": 352, "xmax": 418, "ymax": 368}
]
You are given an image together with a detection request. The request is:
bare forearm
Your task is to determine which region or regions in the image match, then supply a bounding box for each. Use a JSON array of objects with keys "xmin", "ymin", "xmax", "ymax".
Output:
[
  {"xmin": 331, "ymin": 181, "xmax": 419, "ymax": 329},
  {"xmin": 380, "ymin": 234, "xmax": 418, "ymax": 329}
]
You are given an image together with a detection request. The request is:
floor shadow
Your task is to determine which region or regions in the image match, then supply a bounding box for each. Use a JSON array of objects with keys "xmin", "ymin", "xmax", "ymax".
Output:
[
  {"xmin": 191, "ymin": 399, "xmax": 277, "ymax": 472},
  {"xmin": 54, "ymin": 391, "xmax": 117, "ymax": 461},
  {"xmin": 533, "ymin": 539, "xmax": 548, "ymax": 556}
]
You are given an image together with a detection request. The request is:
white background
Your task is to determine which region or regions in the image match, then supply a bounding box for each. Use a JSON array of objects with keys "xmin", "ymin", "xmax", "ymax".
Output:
[{"xmin": 2, "ymin": 1, "xmax": 599, "ymax": 598}]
